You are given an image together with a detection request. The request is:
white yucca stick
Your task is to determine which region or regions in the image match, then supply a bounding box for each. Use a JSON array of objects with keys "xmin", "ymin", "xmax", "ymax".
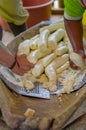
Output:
[
  {"xmin": 70, "ymin": 52, "xmax": 85, "ymax": 69},
  {"xmin": 45, "ymin": 64, "xmax": 57, "ymax": 81},
  {"xmin": 27, "ymin": 50, "xmax": 39, "ymax": 64},
  {"xmin": 40, "ymin": 20, "xmax": 65, "ymax": 33},
  {"xmin": 38, "ymin": 29, "xmax": 50, "ymax": 52},
  {"xmin": 27, "ymin": 48, "xmax": 52, "ymax": 64},
  {"xmin": 48, "ymin": 28, "xmax": 66, "ymax": 50},
  {"xmin": 42, "ymin": 53, "xmax": 56, "ymax": 67},
  {"xmin": 54, "ymin": 45, "xmax": 68, "ymax": 56},
  {"xmin": 57, "ymin": 41, "xmax": 65, "ymax": 48},
  {"xmin": 32, "ymin": 61, "xmax": 44, "ymax": 77},
  {"xmin": 17, "ymin": 40, "xmax": 30, "ymax": 56},
  {"xmin": 56, "ymin": 61, "xmax": 69, "ymax": 74},
  {"xmin": 47, "ymin": 54, "xmax": 69, "ymax": 70},
  {"xmin": 29, "ymin": 37, "xmax": 39, "ymax": 50}
]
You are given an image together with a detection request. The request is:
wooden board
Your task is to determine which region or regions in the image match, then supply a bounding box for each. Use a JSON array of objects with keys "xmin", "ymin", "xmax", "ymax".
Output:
[
  {"xmin": 61, "ymin": 99, "xmax": 86, "ymax": 129},
  {"xmin": 63, "ymin": 113, "xmax": 86, "ymax": 130},
  {"xmin": 0, "ymin": 22, "xmax": 86, "ymax": 130},
  {"xmin": 0, "ymin": 80, "xmax": 86, "ymax": 130}
]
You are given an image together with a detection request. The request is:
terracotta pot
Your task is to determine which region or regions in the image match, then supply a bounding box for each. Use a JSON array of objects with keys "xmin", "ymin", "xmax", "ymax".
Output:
[{"xmin": 23, "ymin": 0, "xmax": 54, "ymax": 27}]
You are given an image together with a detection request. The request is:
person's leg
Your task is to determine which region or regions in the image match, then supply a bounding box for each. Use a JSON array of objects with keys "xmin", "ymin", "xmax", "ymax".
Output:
[
  {"xmin": 0, "ymin": 0, "xmax": 29, "ymax": 36},
  {"xmin": 0, "ymin": 25, "xmax": 3, "ymax": 40},
  {"xmin": 8, "ymin": 23, "xmax": 27, "ymax": 36}
]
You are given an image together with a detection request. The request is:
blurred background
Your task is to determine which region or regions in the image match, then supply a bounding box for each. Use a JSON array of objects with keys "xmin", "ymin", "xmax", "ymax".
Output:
[{"xmin": 0, "ymin": 0, "xmax": 86, "ymax": 43}]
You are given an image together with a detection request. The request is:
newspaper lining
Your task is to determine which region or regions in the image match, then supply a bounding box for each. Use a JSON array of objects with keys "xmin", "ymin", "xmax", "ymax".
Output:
[{"xmin": 0, "ymin": 65, "xmax": 86, "ymax": 99}]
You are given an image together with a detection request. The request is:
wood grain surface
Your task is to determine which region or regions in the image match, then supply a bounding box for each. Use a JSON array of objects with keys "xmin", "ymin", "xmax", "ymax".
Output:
[{"xmin": 0, "ymin": 80, "xmax": 86, "ymax": 130}]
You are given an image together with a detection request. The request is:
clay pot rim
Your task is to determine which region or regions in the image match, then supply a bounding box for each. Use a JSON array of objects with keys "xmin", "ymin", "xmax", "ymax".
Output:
[{"xmin": 24, "ymin": 0, "xmax": 54, "ymax": 10}]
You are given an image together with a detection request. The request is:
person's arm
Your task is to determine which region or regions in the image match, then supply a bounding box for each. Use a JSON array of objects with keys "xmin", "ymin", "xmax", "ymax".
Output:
[
  {"xmin": 0, "ymin": 42, "xmax": 15, "ymax": 68},
  {"xmin": 0, "ymin": 42, "xmax": 34, "ymax": 75},
  {"xmin": 64, "ymin": 18, "xmax": 86, "ymax": 69},
  {"xmin": 64, "ymin": 18, "xmax": 84, "ymax": 52},
  {"xmin": 12, "ymin": 54, "xmax": 34, "ymax": 75},
  {"xmin": 64, "ymin": 0, "xmax": 86, "ymax": 69}
]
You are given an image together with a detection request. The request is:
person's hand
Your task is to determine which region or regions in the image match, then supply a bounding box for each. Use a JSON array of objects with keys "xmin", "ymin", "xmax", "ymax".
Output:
[
  {"xmin": 11, "ymin": 54, "xmax": 34, "ymax": 75},
  {"xmin": 69, "ymin": 50, "xmax": 86, "ymax": 70}
]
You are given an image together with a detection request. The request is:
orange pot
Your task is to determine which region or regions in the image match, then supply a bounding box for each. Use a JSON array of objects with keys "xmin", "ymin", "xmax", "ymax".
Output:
[
  {"xmin": 23, "ymin": 0, "xmax": 54, "ymax": 28},
  {"xmin": 23, "ymin": 0, "xmax": 50, "ymax": 6}
]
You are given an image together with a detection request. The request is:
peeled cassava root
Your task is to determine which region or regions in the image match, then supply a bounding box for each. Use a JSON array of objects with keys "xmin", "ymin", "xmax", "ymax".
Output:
[
  {"xmin": 38, "ymin": 29, "xmax": 50, "ymax": 52},
  {"xmin": 56, "ymin": 61, "xmax": 69, "ymax": 74},
  {"xmin": 70, "ymin": 52, "xmax": 85, "ymax": 69},
  {"xmin": 17, "ymin": 21, "xmax": 85, "ymax": 93},
  {"xmin": 54, "ymin": 45, "xmax": 68, "ymax": 56},
  {"xmin": 29, "ymin": 34, "xmax": 39, "ymax": 50},
  {"xmin": 48, "ymin": 28, "xmax": 66, "ymax": 50},
  {"xmin": 40, "ymin": 20, "xmax": 65, "ymax": 33},
  {"xmin": 17, "ymin": 40, "xmax": 30, "ymax": 56},
  {"xmin": 45, "ymin": 54, "xmax": 69, "ymax": 81}
]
